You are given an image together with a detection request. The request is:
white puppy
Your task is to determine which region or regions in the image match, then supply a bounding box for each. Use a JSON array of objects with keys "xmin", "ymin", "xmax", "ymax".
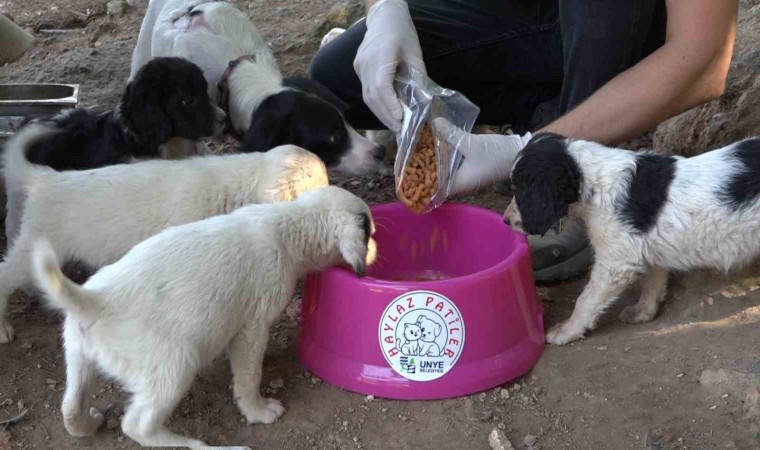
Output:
[
  {"xmin": 0, "ymin": 124, "xmax": 329, "ymax": 344},
  {"xmin": 31, "ymin": 186, "xmax": 377, "ymax": 447}
]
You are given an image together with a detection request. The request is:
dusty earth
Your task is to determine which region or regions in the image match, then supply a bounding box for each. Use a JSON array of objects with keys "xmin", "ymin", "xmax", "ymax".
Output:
[{"xmin": 1, "ymin": 1, "xmax": 759, "ymax": 449}]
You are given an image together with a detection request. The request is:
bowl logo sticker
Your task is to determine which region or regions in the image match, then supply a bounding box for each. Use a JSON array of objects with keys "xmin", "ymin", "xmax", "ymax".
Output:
[{"xmin": 379, "ymin": 290, "xmax": 465, "ymax": 382}]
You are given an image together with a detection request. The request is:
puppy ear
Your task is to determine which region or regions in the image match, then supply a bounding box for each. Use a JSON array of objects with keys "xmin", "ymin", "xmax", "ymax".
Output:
[
  {"xmin": 416, "ymin": 315, "xmax": 424, "ymax": 324},
  {"xmin": 120, "ymin": 76, "xmax": 172, "ymax": 150},
  {"xmin": 338, "ymin": 213, "xmax": 372, "ymax": 277},
  {"xmin": 404, "ymin": 323, "xmax": 410, "ymax": 329},
  {"xmin": 513, "ymin": 137, "xmax": 581, "ymax": 236},
  {"xmin": 242, "ymin": 107, "xmax": 292, "ymax": 152},
  {"xmin": 434, "ymin": 322, "xmax": 442, "ymax": 336}
]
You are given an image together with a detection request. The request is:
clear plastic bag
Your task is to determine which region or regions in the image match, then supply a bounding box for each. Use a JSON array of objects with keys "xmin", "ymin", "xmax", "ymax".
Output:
[{"xmin": 394, "ymin": 68, "xmax": 480, "ymax": 213}]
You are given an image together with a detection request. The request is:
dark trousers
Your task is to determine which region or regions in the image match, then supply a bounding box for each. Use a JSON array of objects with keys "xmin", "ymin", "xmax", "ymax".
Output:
[{"xmin": 309, "ymin": 0, "xmax": 666, "ymax": 132}]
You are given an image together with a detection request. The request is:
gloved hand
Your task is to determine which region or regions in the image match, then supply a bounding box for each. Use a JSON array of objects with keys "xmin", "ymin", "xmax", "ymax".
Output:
[
  {"xmin": 433, "ymin": 118, "xmax": 532, "ymax": 196},
  {"xmin": 354, "ymin": 0, "xmax": 426, "ymax": 132}
]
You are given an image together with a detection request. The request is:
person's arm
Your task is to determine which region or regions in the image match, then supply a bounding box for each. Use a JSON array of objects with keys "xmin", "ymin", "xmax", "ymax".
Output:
[{"xmin": 542, "ymin": 0, "xmax": 738, "ymax": 145}]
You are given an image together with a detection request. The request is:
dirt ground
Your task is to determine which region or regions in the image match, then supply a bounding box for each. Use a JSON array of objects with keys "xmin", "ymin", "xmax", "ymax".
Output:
[{"xmin": 1, "ymin": 1, "xmax": 759, "ymax": 449}]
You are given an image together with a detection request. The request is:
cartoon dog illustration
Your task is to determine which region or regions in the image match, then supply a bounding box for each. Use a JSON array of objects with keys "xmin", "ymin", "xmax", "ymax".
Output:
[
  {"xmin": 416, "ymin": 315, "xmax": 444, "ymax": 357},
  {"xmin": 396, "ymin": 323, "xmax": 421, "ymax": 356}
]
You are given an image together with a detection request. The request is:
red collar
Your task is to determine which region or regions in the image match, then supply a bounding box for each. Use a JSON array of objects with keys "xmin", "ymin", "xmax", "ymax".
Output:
[{"xmin": 217, "ymin": 55, "xmax": 255, "ymax": 142}]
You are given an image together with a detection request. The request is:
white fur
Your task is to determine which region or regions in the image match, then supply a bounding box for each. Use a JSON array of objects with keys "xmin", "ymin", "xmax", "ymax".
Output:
[
  {"xmin": 132, "ymin": 0, "xmax": 384, "ymax": 175},
  {"xmin": 505, "ymin": 138, "xmax": 760, "ymax": 345},
  {"xmin": 0, "ymin": 124, "xmax": 329, "ymax": 344},
  {"xmin": 30, "ymin": 186, "xmax": 376, "ymax": 447}
]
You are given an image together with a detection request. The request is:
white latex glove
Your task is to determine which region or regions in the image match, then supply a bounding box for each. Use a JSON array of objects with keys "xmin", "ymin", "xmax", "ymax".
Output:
[
  {"xmin": 434, "ymin": 118, "xmax": 532, "ymax": 196},
  {"xmin": 354, "ymin": 0, "xmax": 426, "ymax": 132}
]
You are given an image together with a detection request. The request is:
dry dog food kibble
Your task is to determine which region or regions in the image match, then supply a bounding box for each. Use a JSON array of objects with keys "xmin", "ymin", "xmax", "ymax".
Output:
[{"xmin": 398, "ymin": 124, "xmax": 438, "ymax": 213}]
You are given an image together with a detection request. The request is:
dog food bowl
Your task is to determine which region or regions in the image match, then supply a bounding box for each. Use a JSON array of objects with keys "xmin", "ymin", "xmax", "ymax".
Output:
[
  {"xmin": 298, "ymin": 202, "xmax": 544, "ymax": 400},
  {"xmin": 0, "ymin": 83, "xmax": 79, "ymax": 144}
]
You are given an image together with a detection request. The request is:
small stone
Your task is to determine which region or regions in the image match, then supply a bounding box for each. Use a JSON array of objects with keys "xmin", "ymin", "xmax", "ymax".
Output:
[
  {"xmin": 19, "ymin": 342, "xmax": 32, "ymax": 349},
  {"xmin": 512, "ymin": 383, "xmax": 521, "ymax": 391},
  {"xmin": 488, "ymin": 428, "xmax": 515, "ymax": 450},
  {"xmin": 721, "ymin": 393, "xmax": 730, "ymax": 398},
  {"xmin": 523, "ymin": 434, "xmax": 537, "ymax": 446},
  {"xmin": 710, "ymin": 405, "xmax": 718, "ymax": 410},
  {"xmin": 353, "ymin": 436, "xmax": 358, "ymax": 443},
  {"xmin": 676, "ymin": 373, "xmax": 685, "ymax": 378},
  {"xmin": 499, "ymin": 388, "xmax": 510, "ymax": 400},
  {"xmin": 348, "ymin": 408, "xmax": 355, "ymax": 413},
  {"xmin": 311, "ymin": 377, "xmax": 321, "ymax": 385},
  {"xmin": 707, "ymin": 297, "xmax": 715, "ymax": 305},
  {"xmin": 497, "ymin": 422, "xmax": 506, "ymax": 430},
  {"xmin": 720, "ymin": 285, "xmax": 747, "ymax": 299},
  {"xmin": 342, "ymin": 421, "xmax": 348, "ymax": 428},
  {"xmin": 596, "ymin": 346, "xmax": 607, "ymax": 351},
  {"xmin": 117, "ymin": 436, "xmax": 125, "ymax": 443},
  {"xmin": 623, "ymin": 346, "xmax": 632, "ymax": 352},
  {"xmin": 479, "ymin": 392, "xmax": 487, "ymax": 401},
  {"xmin": 45, "ymin": 378, "xmax": 57, "ymax": 385},
  {"xmin": 381, "ymin": 408, "xmax": 388, "ymax": 414},
  {"xmin": 269, "ymin": 378, "xmax": 285, "ymax": 390},
  {"xmin": 364, "ymin": 395, "xmax": 374, "ymax": 403},
  {"xmin": 106, "ymin": 0, "xmax": 127, "ymax": 17},
  {"xmin": 17, "ymin": 400, "xmax": 24, "ymax": 411}
]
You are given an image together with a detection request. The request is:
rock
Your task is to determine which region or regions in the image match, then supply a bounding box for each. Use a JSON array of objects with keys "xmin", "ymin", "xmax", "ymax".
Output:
[
  {"xmin": 488, "ymin": 428, "xmax": 515, "ymax": 450},
  {"xmin": 654, "ymin": 5, "xmax": 760, "ymax": 155},
  {"xmin": 499, "ymin": 388, "xmax": 510, "ymax": 400},
  {"xmin": 269, "ymin": 378, "xmax": 285, "ymax": 390},
  {"xmin": 315, "ymin": 0, "xmax": 364, "ymax": 38},
  {"xmin": 523, "ymin": 434, "xmax": 537, "ymax": 448},
  {"xmin": 107, "ymin": 0, "xmax": 127, "ymax": 17},
  {"xmin": 0, "ymin": 14, "xmax": 35, "ymax": 64},
  {"xmin": 700, "ymin": 368, "xmax": 760, "ymax": 419}
]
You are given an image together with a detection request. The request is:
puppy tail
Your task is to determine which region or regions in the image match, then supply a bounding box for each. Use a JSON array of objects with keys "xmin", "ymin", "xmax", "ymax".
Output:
[
  {"xmin": 2, "ymin": 122, "xmax": 58, "ymax": 191},
  {"xmin": 31, "ymin": 239, "xmax": 102, "ymax": 319}
]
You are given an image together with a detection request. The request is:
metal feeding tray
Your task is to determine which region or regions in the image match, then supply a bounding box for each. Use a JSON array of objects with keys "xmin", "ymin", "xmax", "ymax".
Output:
[{"xmin": 0, "ymin": 83, "xmax": 80, "ymax": 144}]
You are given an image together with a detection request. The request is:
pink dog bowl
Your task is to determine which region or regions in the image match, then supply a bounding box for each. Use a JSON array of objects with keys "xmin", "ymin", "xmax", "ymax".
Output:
[{"xmin": 297, "ymin": 202, "xmax": 544, "ymax": 400}]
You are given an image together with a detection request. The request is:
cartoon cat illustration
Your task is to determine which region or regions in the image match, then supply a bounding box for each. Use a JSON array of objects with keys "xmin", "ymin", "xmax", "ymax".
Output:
[
  {"xmin": 416, "ymin": 315, "xmax": 444, "ymax": 357},
  {"xmin": 396, "ymin": 323, "xmax": 421, "ymax": 356}
]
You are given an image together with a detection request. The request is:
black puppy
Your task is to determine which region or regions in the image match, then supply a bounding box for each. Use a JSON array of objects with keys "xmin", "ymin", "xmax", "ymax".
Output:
[{"xmin": 24, "ymin": 57, "xmax": 226, "ymax": 171}]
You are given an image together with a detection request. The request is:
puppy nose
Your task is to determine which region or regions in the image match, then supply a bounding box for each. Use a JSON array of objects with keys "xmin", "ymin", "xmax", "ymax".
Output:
[{"xmin": 372, "ymin": 145, "xmax": 385, "ymax": 161}]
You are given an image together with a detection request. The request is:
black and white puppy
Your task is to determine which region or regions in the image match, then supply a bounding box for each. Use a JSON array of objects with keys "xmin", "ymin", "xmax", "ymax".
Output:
[
  {"xmin": 130, "ymin": 0, "xmax": 386, "ymax": 175},
  {"xmin": 504, "ymin": 133, "xmax": 760, "ymax": 345},
  {"xmin": 24, "ymin": 56, "xmax": 225, "ymax": 170},
  {"xmin": 4, "ymin": 56, "xmax": 225, "ymax": 244}
]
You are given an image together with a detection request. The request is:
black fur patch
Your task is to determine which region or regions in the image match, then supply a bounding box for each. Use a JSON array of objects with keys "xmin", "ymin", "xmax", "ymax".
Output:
[
  {"xmin": 720, "ymin": 138, "xmax": 760, "ymax": 210},
  {"xmin": 618, "ymin": 153, "xmax": 677, "ymax": 233},
  {"xmin": 242, "ymin": 78, "xmax": 352, "ymax": 168},
  {"xmin": 359, "ymin": 213, "xmax": 371, "ymax": 246},
  {"xmin": 25, "ymin": 57, "xmax": 216, "ymax": 171},
  {"xmin": 511, "ymin": 132, "xmax": 582, "ymax": 236}
]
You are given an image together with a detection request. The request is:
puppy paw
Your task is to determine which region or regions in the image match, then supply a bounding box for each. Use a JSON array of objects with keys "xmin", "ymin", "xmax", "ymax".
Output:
[
  {"xmin": 545, "ymin": 321, "xmax": 585, "ymax": 345},
  {"xmin": 240, "ymin": 398, "xmax": 286, "ymax": 424},
  {"xmin": 0, "ymin": 319, "xmax": 14, "ymax": 344},
  {"xmin": 618, "ymin": 305, "xmax": 656, "ymax": 324},
  {"xmin": 64, "ymin": 407, "xmax": 105, "ymax": 437}
]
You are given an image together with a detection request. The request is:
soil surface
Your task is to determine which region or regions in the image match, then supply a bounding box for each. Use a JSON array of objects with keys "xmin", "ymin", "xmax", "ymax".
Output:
[{"xmin": 1, "ymin": 1, "xmax": 759, "ymax": 449}]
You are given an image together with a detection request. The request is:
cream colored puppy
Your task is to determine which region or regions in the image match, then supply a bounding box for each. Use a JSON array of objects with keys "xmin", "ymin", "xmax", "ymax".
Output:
[
  {"xmin": 0, "ymin": 124, "xmax": 328, "ymax": 344},
  {"xmin": 32, "ymin": 186, "xmax": 376, "ymax": 447}
]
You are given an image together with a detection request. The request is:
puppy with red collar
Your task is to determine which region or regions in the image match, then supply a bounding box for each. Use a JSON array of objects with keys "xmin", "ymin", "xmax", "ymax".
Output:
[{"xmin": 505, "ymin": 132, "xmax": 760, "ymax": 345}]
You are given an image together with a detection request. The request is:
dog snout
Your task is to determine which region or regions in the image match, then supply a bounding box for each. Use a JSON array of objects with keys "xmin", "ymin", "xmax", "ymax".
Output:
[{"xmin": 372, "ymin": 145, "xmax": 385, "ymax": 162}]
